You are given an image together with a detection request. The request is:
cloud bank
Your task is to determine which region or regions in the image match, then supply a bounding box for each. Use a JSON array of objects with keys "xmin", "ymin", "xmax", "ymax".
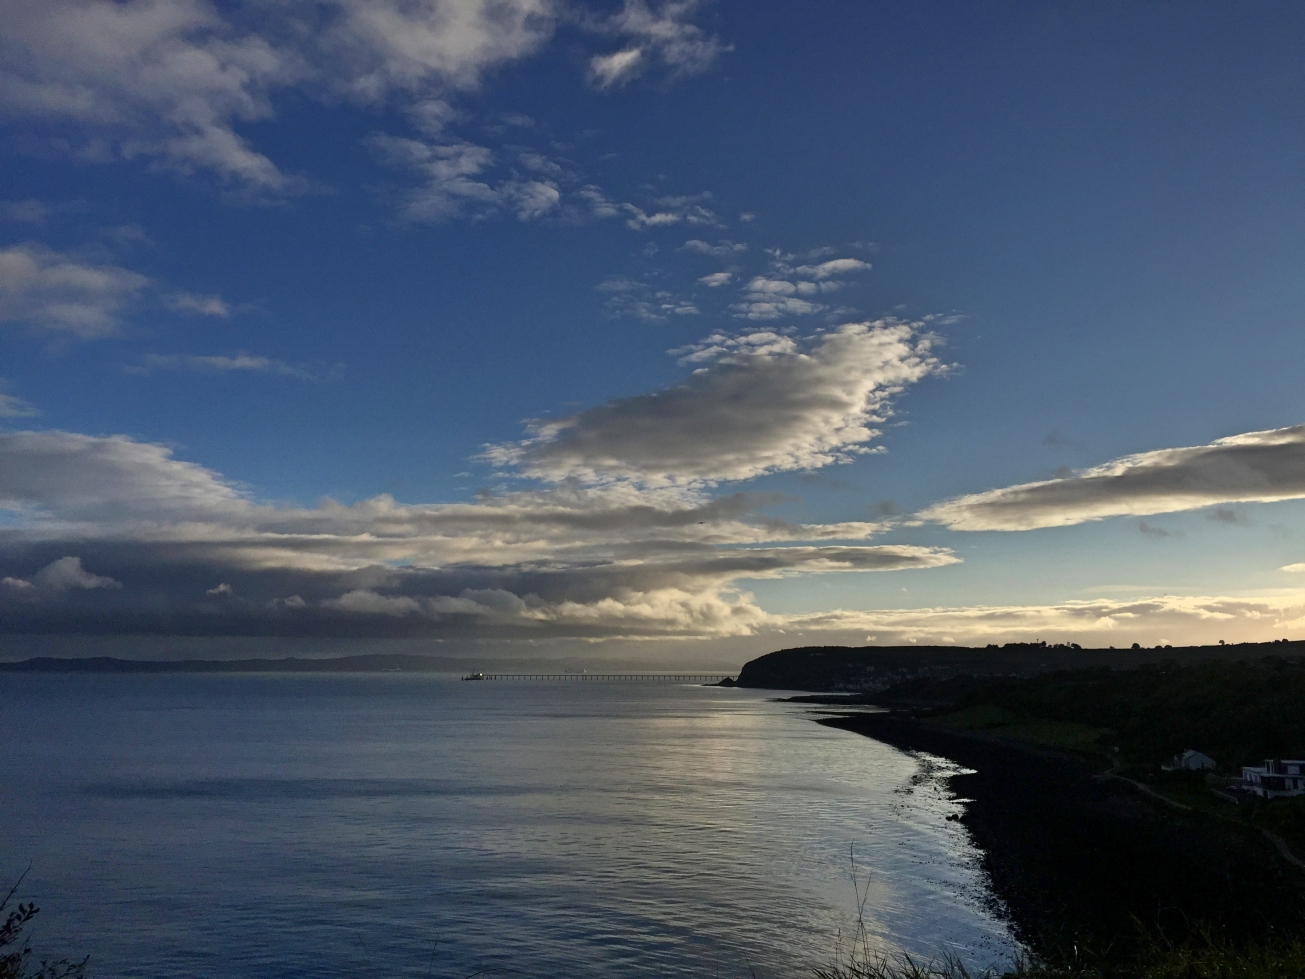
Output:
[
  {"xmin": 923, "ymin": 424, "xmax": 1305, "ymax": 531},
  {"xmin": 0, "ymin": 419, "xmax": 953, "ymax": 638},
  {"xmin": 782, "ymin": 593, "xmax": 1305, "ymax": 648}
]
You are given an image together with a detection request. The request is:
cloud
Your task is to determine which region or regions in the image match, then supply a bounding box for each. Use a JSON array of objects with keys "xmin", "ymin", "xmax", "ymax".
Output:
[
  {"xmin": 0, "ymin": 243, "xmax": 149, "ymax": 338},
  {"xmin": 0, "ymin": 428, "xmax": 961, "ymax": 638},
  {"xmin": 779, "ymin": 592, "xmax": 1305, "ymax": 648},
  {"xmin": 0, "ymin": 0, "xmax": 717, "ymax": 195},
  {"xmin": 727, "ymin": 255, "xmax": 871, "ymax": 320},
  {"xmin": 7, "ymin": 437, "xmax": 1305, "ymax": 649},
  {"xmin": 681, "ymin": 238, "xmax": 746, "ymax": 256},
  {"xmin": 1138, "ymin": 520, "xmax": 1180, "ymax": 540},
  {"xmin": 588, "ymin": 47, "xmax": 644, "ymax": 89},
  {"xmin": 323, "ymin": 0, "xmax": 553, "ymax": 102},
  {"xmin": 586, "ymin": 0, "xmax": 727, "ymax": 89},
  {"xmin": 486, "ymin": 320, "xmax": 942, "ymax": 485},
  {"xmin": 0, "ymin": 0, "xmax": 563, "ymax": 191},
  {"xmin": 3, "ymin": 555, "xmax": 121, "ymax": 595},
  {"xmin": 372, "ymin": 133, "xmax": 561, "ymax": 222},
  {"xmin": 136, "ymin": 353, "xmax": 317, "ymax": 378},
  {"xmin": 0, "ymin": 0, "xmax": 303, "ymax": 189},
  {"xmin": 578, "ymin": 185, "xmax": 622, "ymax": 219},
  {"xmin": 0, "ymin": 430, "xmax": 247, "ymax": 523},
  {"xmin": 1, "ymin": 199, "xmax": 60, "ymax": 223},
  {"xmin": 595, "ymin": 277, "xmax": 698, "ymax": 320},
  {"xmin": 0, "ymin": 384, "xmax": 38, "ymax": 418},
  {"xmin": 165, "ymin": 291, "xmax": 230, "ymax": 316},
  {"xmin": 698, "ymin": 271, "xmax": 732, "ymax": 287},
  {"xmin": 730, "ymin": 295, "xmax": 825, "ymax": 321},
  {"xmin": 1283, "ymin": 564, "xmax": 1305, "ymax": 573},
  {"xmin": 922, "ymin": 424, "xmax": 1305, "ymax": 531},
  {"xmin": 793, "ymin": 258, "xmax": 871, "ymax": 279},
  {"xmin": 622, "ymin": 199, "xmax": 721, "ymax": 230}
]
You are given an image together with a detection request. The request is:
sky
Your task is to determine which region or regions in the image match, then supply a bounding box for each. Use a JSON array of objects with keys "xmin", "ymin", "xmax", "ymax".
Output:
[{"xmin": 3, "ymin": 0, "xmax": 1305, "ymax": 663}]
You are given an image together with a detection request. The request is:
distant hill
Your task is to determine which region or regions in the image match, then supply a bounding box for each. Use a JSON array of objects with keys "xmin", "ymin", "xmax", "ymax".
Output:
[
  {"xmin": 730, "ymin": 640, "xmax": 1305, "ymax": 691},
  {"xmin": 0, "ymin": 653, "xmax": 464, "ymax": 673}
]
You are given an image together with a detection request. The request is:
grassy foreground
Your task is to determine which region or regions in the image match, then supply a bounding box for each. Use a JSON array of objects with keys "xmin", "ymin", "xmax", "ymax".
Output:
[{"xmin": 817, "ymin": 934, "xmax": 1305, "ymax": 979}]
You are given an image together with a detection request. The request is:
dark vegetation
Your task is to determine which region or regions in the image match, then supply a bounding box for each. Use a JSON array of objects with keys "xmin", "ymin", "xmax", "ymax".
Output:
[
  {"xmin": 0, "ymin": 878, "xmax": 85, "ymax": 979},
  {"xmin": 732, "ymin": 640, "xmax": 1305, "ymax": 694},
  {"xmin": 791, "ymin": 653, "xmax": 1305, "ymax": 978},
  {"xmin": 880, "ymin": 655, "xmax": 1305, "ymax": 772}
]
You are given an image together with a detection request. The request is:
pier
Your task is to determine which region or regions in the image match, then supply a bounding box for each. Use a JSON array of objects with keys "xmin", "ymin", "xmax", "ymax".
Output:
[{"xmin": 463, "ymin": 672, "xmax": 734, "ymax": 682}]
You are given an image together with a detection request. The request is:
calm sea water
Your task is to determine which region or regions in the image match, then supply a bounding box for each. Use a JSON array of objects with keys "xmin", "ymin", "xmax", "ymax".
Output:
[{"xmin": 1, "ymin": 674, "xmax": 1019, "ymax": 978}]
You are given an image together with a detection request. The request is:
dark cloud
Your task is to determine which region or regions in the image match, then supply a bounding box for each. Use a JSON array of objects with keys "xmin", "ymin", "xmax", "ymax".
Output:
[{"xmin": 0, "ymin": 429, "xmax": 951, "ymax": 639}]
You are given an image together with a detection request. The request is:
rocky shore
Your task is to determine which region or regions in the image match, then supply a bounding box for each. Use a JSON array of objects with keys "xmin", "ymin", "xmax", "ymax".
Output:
[{"xmin": 818, "ymin": 709, "xmax": 1305, "ymax": 963}]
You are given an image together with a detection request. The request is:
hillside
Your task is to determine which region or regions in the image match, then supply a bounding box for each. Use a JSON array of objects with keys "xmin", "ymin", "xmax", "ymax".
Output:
[{"xmin": 730, "ymin": 639, "xmax": 1305, "ymax": 692}]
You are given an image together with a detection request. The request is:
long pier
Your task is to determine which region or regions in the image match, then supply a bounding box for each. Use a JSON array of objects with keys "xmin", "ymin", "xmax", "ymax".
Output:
[{"xmin": 463, "ymin": 673, "xmax": 734, "ymax": 682}]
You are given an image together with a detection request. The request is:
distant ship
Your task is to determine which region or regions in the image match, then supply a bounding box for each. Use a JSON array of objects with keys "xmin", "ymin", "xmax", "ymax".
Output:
[{"xmin": 463, "ymin": 672, "xmax": 485, "ymax": 681}]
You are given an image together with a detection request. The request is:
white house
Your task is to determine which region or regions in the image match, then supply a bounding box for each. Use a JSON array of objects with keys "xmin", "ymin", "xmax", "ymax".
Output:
[
  {"xmin": 1163, "ymin": 749, "xmax": 1216, "ymax": 771},
  {"xmin": 1242, "ymin": 759, "xmax": 1305, "ymax": 799}
]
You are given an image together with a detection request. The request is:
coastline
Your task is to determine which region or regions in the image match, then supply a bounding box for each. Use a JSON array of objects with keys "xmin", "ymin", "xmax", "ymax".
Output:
[{"xmin": 817, "ymin": 709, "xmax": 1305, "ymax": 962}]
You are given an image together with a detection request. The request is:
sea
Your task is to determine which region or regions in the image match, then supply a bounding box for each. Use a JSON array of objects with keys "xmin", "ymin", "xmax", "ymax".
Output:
[{"xmin": 1, "ymin": 674, "xmax": 1020, "ymax": 978}]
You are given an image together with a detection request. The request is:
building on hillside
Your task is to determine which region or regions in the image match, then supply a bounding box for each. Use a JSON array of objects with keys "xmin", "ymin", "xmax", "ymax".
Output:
[
  {"xmin": 1242, "ymin": 759, "xmax": 1305, "ymax": 799},
  {"xmin": 1163, "ymin": 749, "xmax": 1216, "ymax": 771}
]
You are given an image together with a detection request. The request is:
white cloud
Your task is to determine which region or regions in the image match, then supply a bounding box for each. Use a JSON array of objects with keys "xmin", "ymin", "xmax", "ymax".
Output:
[
  {"xmin": 922, "ymin": 423, "xmax": 1305, "ymax": 531},
  {"xmin": 166, "ymin": 292, "xmax": 230, "ymax": 316},
  {"xmin": 4, "ymin": 556, "xmax": 121, "ymax": 595},
  {"xmin": 34, "ymin": 555, "xmax": 121, "ymax": 590},
  {"xmin": 372, "ymin": 133, "xmax": 561, "ymax": 222},
  {"xmin": 622, "ymin": 200, "xmax": 721, "ymax": 230},
  {"xmin": 587, "ymin": 0, "xmax": 727, "ymax": 90},
  {"xmin": 578, "ymin": 185, "xmax": 622, "ymax": 219},
  {"xmin": 0, "ymin": 243, "xmax": 149, "ymax": 338},
  {"xmin": 588, "ymin": 47, "xmax": 644, "ymax": 89},
  {"xmin": 698, "ymin": 272, "xmax": 732, "ymax": 287},
  {"xmin": 727, "ymin": 254, "xmax": 872, "ymax": 320},
  {"xmin": 0, "ymin": 430, "xmax": 246, "ymax": 523},
  {"xmin": 323, "ymin": 0, "xmax": 553, "ymax": 101},
  {"xmin": 595, "ymin": 277, "xmax": 697, "ymax": 320},
  {"xmin": 793, "ymin": 258, "xmax": 871, "ymax": 279},
  {"xmin": 0, "ymin": 0, "xmax": 717, "ymax": 197},
  {"xmin": 0, "ymin": 0, "xmax": 564, "ymax": 191},
  {"xmin": 782, "ymin": 593, "xmax": 1305, "ymax": 648},
  {"xmin": 486, "ymin": 320, "xmax": 941, "ymax": 485},
  {"xmin": 0, "ymin": 0, "xmax": 302, "ymax": 189},
  {"xmin": 730, "ymin": 295, "xmax": 825, "ymax": 320},
  {"xmin": 1281, "ymin": 564, "xmax": 1305, "ymax": 573},
  {"xmin": 681, "ymin": 238, "xmax": 746, "ymax": 256},
  {"xmin": 0, "ymin": 384, "xmax": 38, "ymax": 418},
  {"xmin": 137, "ymin": 353, "xmax": 315, "ymax": 378}
]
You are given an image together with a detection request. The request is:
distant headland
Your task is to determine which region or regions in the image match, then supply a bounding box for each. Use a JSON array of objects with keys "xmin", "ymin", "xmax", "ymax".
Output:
[
  {"xmin": 722, "ymin": 638, "xmax": 1305, "ymax": 692},
  {"xmin": 0, "ymin": 653, "xmax": 467, "ymax": 673}
]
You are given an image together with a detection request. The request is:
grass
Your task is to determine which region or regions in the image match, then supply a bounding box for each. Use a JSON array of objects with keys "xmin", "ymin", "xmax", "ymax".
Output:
[
  {"xmin": 814, "ymin": 933, "xmax": 1305, "ymax": 979},
  {"xmin": 925, "ymin": 705, "xmax": 1109, "ymax": 754}
]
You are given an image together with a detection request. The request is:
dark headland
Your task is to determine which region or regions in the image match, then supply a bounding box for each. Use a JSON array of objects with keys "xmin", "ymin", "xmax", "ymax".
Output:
[
  {"xmin": 730, "ymin": 640, "xmax": 1305, "ymax": 969},
  {"xmin": 722, "ymin": 638, "xmax": 1305, "ymax": 692}
]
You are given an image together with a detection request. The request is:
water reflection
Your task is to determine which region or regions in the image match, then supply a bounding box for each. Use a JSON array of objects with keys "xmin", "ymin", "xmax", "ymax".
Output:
[{"xmin": 2, "ymin": 676, "xmax": 1019, "ymax": 978}]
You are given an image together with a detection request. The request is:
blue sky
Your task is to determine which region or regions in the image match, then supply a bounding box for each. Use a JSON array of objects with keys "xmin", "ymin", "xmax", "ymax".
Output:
[{"xmin": 3, "ymin": 0, "xmax": 1305, "ymax": 660}]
